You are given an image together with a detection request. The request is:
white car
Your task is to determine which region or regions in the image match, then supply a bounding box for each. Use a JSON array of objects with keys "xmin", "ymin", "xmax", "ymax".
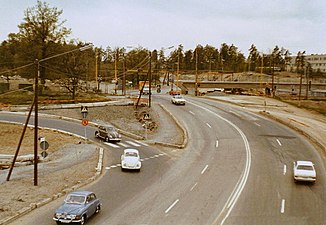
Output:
[
  {"xmin": 121, "ymin": 149, "xmax": 141, "ymax": 171},
  {"xmin": 171, "ymin": 95, "xmax": 186, "ymax": 105},
  {"xmin": 293, "ymin": 161, "xmax": 316, "ymax": 183}
]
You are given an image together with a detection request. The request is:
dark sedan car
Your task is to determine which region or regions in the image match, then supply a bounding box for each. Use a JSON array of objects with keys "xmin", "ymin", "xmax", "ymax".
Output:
[
  {"xmin": 53, "ymin": 191, "xmax": 101, "ymax": 225},
  {"xmin": 95, "ymin": 125, "xmax": 121, "ymax": 142}
]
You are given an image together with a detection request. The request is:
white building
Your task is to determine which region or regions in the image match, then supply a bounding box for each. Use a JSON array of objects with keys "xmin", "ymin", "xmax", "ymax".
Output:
[{"xmin": 286, "ymin": 54, "xmax": 326, "ymax": 73}]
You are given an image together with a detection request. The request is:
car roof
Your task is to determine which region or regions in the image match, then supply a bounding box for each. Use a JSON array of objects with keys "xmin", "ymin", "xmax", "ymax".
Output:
[
  {"xmin": 124, "ymin": 148, "xmax": 139, "ymax": 153},
  {"xmin": 68, "ymin": 191, "xmax": 93, "ymax": 196},
  {"xmin": 296, "ymin": 160, "xmax": 314, "ymax": 166}
]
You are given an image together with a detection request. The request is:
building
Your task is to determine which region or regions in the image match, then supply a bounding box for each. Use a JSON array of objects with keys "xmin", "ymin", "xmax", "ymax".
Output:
[{"xmin": 286, "ymin": 54, "xmax": 326, "ymax": 73}]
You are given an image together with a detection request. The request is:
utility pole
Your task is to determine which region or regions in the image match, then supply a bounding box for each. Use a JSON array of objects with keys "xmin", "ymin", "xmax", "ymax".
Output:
[
  {"xmin": 195, "ymin": 47, "xmax": 198, "ymax": 96},
  {"xmin": 123, "ymin": 53, "xmax": 126, "ymax": 95},
  {"xmin": 177, "ymin": 50, "xmax": 180, "ymax": 92},
  {"xmin": 271, "ymin": 53, "xmax": 275, "ymax": 97},
  {"xmin": 95, "ymin": 48, "xmax": 98, "ymax": 90},
  {"xmin": 149, "ymin": 51, "xmax": 152, "ymax": 107},
  {"xmin": 34, "ymin": 61, "xmax": 39, "ymax": 186},
  {"xmin": 114, "ymin": 49, "xmax": 118, "ymax": 95}
]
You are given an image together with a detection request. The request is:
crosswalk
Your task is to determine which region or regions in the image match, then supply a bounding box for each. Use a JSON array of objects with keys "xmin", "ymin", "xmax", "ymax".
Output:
[{"xmin": 103, "ymin": 140, "xmax": 149, "ymax": 149}]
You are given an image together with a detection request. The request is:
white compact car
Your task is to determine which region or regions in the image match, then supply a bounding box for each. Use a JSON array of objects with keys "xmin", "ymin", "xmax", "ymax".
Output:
[
  {"xmin": 121, "ymin": 149, "xmax": 141, "ymax": 171},
  {"xmin": 293, "ymin": 160, "xmax": 316, "ymax": 183},
  {"xmin": 171, "ymin": 95, "xmax": 186, "ymax": 105}
]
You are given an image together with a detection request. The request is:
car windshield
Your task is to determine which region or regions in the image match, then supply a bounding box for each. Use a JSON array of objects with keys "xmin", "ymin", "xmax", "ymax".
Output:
[
  {"xmin": 125, "ymin": 152, "xmax": 138, "ymax": 157},
  {"xmin": 107, "ymin": 127, "xmax": 115, "ymax": 131},
  {"xmin": 297, "ymin": 165, "xmax": 314, "ymax": 170},
  {"xmin": 175, "ymin": 95, "xmax": 183, "ymax": 99},
  {"xmin": 65, "ymin": 194, "xmax": 86, "ymax": 204}
]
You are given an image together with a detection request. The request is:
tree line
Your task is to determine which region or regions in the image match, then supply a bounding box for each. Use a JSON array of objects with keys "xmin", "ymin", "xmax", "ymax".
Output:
[{"xmin": 0, "ymin": 1, "xmax": 322, "ymax": 98}]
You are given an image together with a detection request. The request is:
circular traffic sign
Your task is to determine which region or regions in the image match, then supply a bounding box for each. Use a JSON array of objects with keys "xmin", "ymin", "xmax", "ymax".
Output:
[
  {"xmin": 40, "ymin": 140, "xmax": 49, "ymax": 150},
  {"xmin": 82, "ymin": 119, "xmax": 89, "ymax": 126},
  {"xmin": 41, "ymin": 151, "xmax": 48, "ymax": 158}
]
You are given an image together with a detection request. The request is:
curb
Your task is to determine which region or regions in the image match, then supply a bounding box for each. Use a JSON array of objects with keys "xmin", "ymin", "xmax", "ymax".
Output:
[
  {"xmin": 0, "ymin": 147, "xmax": 104, "ymax": 225},
  {"xmin": 155, "ymin": 104, "xmax": 188, "ymax": 149}
]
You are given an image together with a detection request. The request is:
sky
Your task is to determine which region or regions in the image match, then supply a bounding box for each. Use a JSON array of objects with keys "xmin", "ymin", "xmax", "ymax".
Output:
[{"xmin": 1, "ymin": 0, "xmax": 326, "ymax": 56}]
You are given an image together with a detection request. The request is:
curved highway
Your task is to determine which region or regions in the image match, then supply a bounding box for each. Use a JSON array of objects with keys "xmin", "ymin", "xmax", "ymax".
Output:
[{"xmin": 2, "ymin": 94, "xmax": 325, "ymax": 225}]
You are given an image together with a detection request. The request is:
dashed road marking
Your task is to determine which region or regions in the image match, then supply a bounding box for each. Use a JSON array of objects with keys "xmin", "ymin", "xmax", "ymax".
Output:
[
  {"xmin": 276, "ymin": 139, "xmax": 282, "ymax": 146},
  {"xmin": 281, "ymin": 199, "xmax": 285, "ymax": 213},
  {"xmin": 126, "ymin": 140, "xmax": 141, "ymax": 147},
  {"xmin": 283, "ymin": 165, "xmax": 287, "ymax": 175},
  {"xmin": 206, "ymin": 123, "xmax": 212, "ymax": 128},
  {"xmin": 190, "ymin": 182, "xmax": 198, "ymax": 191},
  {"xmin": 135, "ymin": 140, "xmax": 149, "ymax": 146},
  {"xmin": 165, "ymin": 199, "xmax": 179, "ymax": 214},
  {"xmin": 201, "ymin": 165, "xmax": 209, "ymax": 174},
  {"xmin": 118, "ymin": 142, "xmax": 130, "ymax": 147},
  {"xmin": 189, "ymin": 111, "xmax": 195, "ymax": 115},
  {"xmin": 104, "ymin": 142, "xmax": 120, "ymax": 148}
]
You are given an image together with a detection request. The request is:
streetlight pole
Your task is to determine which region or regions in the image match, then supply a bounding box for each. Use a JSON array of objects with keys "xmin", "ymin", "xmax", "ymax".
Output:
[
  {"xmin": 149, "ymin": 51, "xmax": 152, "ymax": 108},
  {"xmin": 33, "ymin": 44, "xmax": 92, "ymax": 186},
  {"xmin": 195, "ymin": 47, "xmax": 198, "ymax": 96},
  {"xmin": 114, "ymin": 49, "xmax": 118, "ymax": 95},
  {"xmin": 177, "ymin": 51, "xmax": 180, "ymax": 92}
]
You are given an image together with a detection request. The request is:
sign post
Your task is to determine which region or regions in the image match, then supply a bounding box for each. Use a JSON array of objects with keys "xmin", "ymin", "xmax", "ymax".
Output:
[{"xmin": 81, "ymin": 106, "xmax": 89, "ymax": 141}]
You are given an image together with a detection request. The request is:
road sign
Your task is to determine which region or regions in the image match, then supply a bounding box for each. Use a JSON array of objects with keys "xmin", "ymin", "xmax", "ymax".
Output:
[
  {"xmin": 41, "ymin": 151, "xmax": 48, "ymax": 158},
  {"xmin": 40, "ymin": 140, "xmax": 49, "ymax": 150},
  {"xmin": 81, "ymin": 106, "xmax": 88, "ymax": 118},
  {"xmin": 143, "ymin": 113, "xmax": 150, "ymax": 120},
  {"xmin": 82, "ymin": 119, "xmax": 89, "ymax": 126}
]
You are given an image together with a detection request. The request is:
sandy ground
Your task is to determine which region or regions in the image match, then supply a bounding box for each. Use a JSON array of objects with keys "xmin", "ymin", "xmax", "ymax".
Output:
[{"xmin": 0, "ymin": 123, "xmax": 99, "ymax": 220}]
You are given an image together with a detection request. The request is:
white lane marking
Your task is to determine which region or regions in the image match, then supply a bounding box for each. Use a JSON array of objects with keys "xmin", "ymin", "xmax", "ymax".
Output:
[
  {"xmin": 126, "ymin": 141, "xmax": 141, "ymax": 147},
  {"xmin": 165, "ymin": 199, "xmax": 179, "ymax": 214},
  {"xmin": 254, "ymin": 122, "xmax": 261, "ymax": 127},
  {"xmin": 118, "ymin": 142, "xmax": 130, "ymax": 148},
  {"xmin": 276, "ymin": 139, "xmax": 282, "ymax": 146},
  {"xmin": 190, "ymin": 182, "xmax": 198, "ymax": 191},
  {"xmin": 206, "ymin": 123, "xmax": 212, "ymax": 128},
  {"xmin": 216, "ymin": 140, "xmax": 219, "ymax": 148},
  {"xmin": 104, "ymin": 142, "xmax": 120, "ymax": 148},
  {"xmin": 281, "ymin": 199, "xmax": 285, "ymax": 213},
  {"xmin": 134, "ymin": 140, "xmax": 149, "ymax": 146},
  {"xmin": 283, "ymin": 165, "xmax": 287, "ymax": 175},
  {"xmin": 189, "ymin": 111, "xmax": 195, "ymax": 115},
  {"xmin": 201, "ymin": 165, "xmax": 209, "ymax": 174},
  {"xmin": 105, "ymin": 164, "xmax": 121, "ymax": 169},
  {"xmin": 188, "ymin": 101, "xmax": 252, "ymax": 225}
]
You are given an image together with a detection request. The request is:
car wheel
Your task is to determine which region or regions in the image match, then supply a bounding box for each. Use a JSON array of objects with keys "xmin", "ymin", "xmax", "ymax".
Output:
[
  {"xmin": 56, "ymin": 222, "xmax": 61, "ymax": 225},
  {"xmin": 80, "ymin": 215, "xmax": 86, "ymax": 225},
  {"xmin": 95, "ymin": 131, "xmax": 99, "ymax": 138},
  {"xmin": 95, "ymin": 205, "xmax": 101, "ymax": 214},
  {"xmin": 105, "ymin": 137, "xmax": 109, "ymax": 142}
]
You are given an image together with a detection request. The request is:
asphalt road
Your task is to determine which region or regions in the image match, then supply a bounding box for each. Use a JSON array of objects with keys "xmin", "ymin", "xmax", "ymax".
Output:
[{"xmin": 2, "ymin": 94, "xmax": 326, "ymax": 225}]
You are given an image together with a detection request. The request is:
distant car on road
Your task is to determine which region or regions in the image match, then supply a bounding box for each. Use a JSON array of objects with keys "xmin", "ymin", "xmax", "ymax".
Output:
[
  {"xmin": 143, "ymin": 86, "xmax": 150, "ymax": 95},
  {"xmin": 95, "ymin": 125, "xmax": 121, "ymax": 142},
  {"xmin": 171, "ymin": 94, "xmax": 186, "ymax": 105},
  {"xmin": 53, "ymin": 191, "xmax": 101, "ymax": 225},
  {"xmin": 121, "ymin": 148, "xmax": 141, "ymax": 171},
  {"xmin": 293, "ymin": 160, "xmax": 316, "ymax": 183}
]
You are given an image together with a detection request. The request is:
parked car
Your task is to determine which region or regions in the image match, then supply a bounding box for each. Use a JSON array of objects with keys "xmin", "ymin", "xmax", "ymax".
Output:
[
  {"xmin": 171, "ymin": 94, "xmax": 186, "ymax": 105},
  {"xmin": 293, "ymin": 160, "xmax": 316, "ymax": 183},
  {"xmin": 95, "ymin": 125, "xmax": 121, "ymax": 142},
  {"xmin": 53, "ymin": 191, "xmax": 101, "ymax": 225},
  {"xmin": 121, "ymin": 148, "xmax": 141, "ymax": 171}
]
